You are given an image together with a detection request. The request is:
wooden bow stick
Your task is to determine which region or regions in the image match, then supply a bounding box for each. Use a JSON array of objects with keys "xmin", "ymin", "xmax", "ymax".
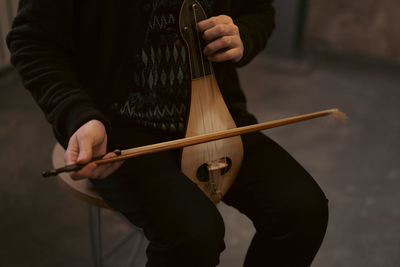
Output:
[{"xmin": 42, "ymin": 108, "xmax": 347, "ymax": 178}]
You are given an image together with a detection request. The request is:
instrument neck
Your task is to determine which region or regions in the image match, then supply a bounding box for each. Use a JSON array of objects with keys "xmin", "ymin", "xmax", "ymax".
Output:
[{"xmin": 180, "ymin": 0, "xmax": 214, "ymax": 80}]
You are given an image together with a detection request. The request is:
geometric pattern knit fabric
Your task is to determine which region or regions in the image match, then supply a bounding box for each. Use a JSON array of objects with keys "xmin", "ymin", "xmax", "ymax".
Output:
[{"xmin": 119, "ymin": 0, "xmax": 214, "ymax": 135}]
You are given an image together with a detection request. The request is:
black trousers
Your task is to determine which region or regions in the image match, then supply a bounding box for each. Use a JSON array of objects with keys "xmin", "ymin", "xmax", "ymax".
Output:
[{"xmin": 92, "ymin": 115, "xmax": 329, "ymax": 267}]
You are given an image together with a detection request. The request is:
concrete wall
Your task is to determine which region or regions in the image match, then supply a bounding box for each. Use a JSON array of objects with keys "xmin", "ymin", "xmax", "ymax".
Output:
[
  {"xmin": 0, "ymin": 0, "xmax": 18, "ymax": 70},
  {"xmin": 266, "ymin": 0, "xmax": 304, "ymax": 56},
  {"xmin": 304, "ymin": 0, "xmax": 400, "ymax": 62}
]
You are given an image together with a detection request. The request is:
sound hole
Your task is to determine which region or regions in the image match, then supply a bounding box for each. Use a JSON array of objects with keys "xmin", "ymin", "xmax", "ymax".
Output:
[
  {"xmin": 220, "ymin": 157, "xmax": 232, "ymax": 175},
  {"xmin": 196, "ymin": 163, "xmax": 209, "ymax": 182},
  {"xmin": 196, "ymin": 157, "xmax": 232, "ymax": 182}
]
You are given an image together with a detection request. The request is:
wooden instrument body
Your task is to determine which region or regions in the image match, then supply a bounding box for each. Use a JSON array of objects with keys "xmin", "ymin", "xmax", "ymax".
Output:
[
  {"xmin": 181, "ymin": 75, "xmax": 243, "ymax": 203},
  {"xmin": 179, "ymin": 0, "xmax": 243, "ymax": 203}
]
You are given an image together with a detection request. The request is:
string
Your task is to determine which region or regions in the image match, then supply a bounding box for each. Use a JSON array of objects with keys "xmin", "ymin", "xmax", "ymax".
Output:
[
  {"xmin": 189, "ymin": 1, "xmax": 213, "ymax": 169},
  {"xmin": 192, "ymin": 1, "xmax": 221, "ymax": 194},
  {"xmin": 193, "ymin": 3, "xmax": 228, "ymax": 184}
]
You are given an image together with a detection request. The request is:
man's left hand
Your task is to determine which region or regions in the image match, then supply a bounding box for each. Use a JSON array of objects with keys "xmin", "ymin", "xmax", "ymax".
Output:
[{"xmin": 197, "ymin": 15, "xmax": 243, "ymax": 63}]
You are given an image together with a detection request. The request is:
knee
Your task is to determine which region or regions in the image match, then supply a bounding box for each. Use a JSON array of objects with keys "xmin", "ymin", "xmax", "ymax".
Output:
[
  {"xmin": 290, "ymin": 191, "xmax": 329, "ymax": 250},
  {"xmin": 151, "ymin": 203, "xmax": 226, "ymax": 266},
  {"xmin": 301, "ymin": 186, "xmax": 329, "ymax": 224},
  {"xmin": 290, "ymin": 187, "xmax": 329, "ymax": 239},
  {"xmin": 179, "ymin": 208, "xmax": 226, "ymax": 261},
  {"xmin": 255, "ymin": 188, "xmax": 329, "ymax": 239}
]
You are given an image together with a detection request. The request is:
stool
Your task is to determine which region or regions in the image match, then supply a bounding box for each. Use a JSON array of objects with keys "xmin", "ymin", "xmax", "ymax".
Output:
[{"xmin": 52, "ymin": 143, "xmax": 147, "ymax": 267}]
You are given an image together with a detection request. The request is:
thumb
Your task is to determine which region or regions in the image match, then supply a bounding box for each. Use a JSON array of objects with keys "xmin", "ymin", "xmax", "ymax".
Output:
[{"xmin": 77, "ymin": 137, "xmax": 93, "ymax": 164}]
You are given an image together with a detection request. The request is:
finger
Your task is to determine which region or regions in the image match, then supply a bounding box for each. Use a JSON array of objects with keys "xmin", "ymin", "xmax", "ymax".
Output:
[
  {"xmin": 203, "ymin": 35, "xmax": 240, "ymax": 56},
  {"xmin": 76, "ymin": 136, "xmax": 93, "ymax": 164},
  {"xmin": 69, "ymin": 160, "xmax": 121, "ymax": 180},
  {"xmin": 70, "ymin": 162, "xmax": 97, "ymax": 180},
  {"xmin": 207, "ymin": 48, "xmax": 243, "ymax": 63},
  {"xmin": 91, "ymin": 152, "xmax": 124, "ymax": 179},
  {"xmin": 65, "ymin": 136, "xmax": 79, "ymax": 165},
  {"xmin": 197, "ymin": 15, "xmax": 232, "ymax": 32},
  {"xmin": 70, "ymin": 151, "xmax": 124, "ymax": 180},
  {"xmin": 92, "ymin": 161, "xmax": 124, "ymax": 179},
  {"xmin": 202, "ymin": 23, "xmax": 239, "ymax": 42}
]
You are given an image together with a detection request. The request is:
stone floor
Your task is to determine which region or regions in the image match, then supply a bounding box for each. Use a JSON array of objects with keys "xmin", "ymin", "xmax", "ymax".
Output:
[{"xmin": 0, "ymin": 52, "xmax": 399, "ymax": 267}]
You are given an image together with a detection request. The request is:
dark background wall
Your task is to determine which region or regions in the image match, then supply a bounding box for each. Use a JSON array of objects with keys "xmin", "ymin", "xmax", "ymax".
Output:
[
  {"xmin": 267, "ymin": 0, "xmax": 400, "ymax": 63},
  {"xmin": 0, "ymin": 0, "xmax": 18, "ymax": 69},
  {"xmin": 266, "ymin": 0, "xmax": 305, "ymax": 56},
  {"xmin": 304, "ymin": 0, "xmax": 400, "ymax": 62}
]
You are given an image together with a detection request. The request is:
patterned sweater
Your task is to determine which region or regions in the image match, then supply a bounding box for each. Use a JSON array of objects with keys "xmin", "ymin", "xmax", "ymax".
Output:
[{"xmin": 119, "ymin": 0, "xmax": 214, "ymax": 134}]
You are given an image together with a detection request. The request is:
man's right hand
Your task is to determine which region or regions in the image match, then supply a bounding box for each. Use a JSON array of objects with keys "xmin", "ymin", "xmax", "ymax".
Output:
[{"xmin": 64, "ymin": 120, "xmax": 123, "ymax": 180}]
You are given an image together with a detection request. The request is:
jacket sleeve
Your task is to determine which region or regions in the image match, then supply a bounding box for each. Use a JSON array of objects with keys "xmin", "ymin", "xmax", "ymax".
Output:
[
  {"xmin": 233, "ymin": 0, "xmax": 275, "ymax": 67},
  {"xmin": 6, "ymin": 0, "xmax": 111, "ymax": 146}
]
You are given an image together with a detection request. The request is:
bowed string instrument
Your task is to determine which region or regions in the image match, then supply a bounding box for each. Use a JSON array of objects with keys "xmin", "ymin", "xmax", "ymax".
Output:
[{"xmin": 42, "ymin": 0, "xmax": 347, "ymax": 204}]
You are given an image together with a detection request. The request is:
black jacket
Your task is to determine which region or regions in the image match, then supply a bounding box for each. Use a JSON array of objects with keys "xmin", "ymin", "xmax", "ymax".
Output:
[{"xmin": 7, "ymin": 0, "xmax": 274, "ymax": 146}]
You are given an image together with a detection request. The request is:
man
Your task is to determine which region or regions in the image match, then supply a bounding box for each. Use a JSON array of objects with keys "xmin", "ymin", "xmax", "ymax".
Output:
[{"xmin": 7, "ymin": 0, "xmax": 328, "ymax": 266}]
